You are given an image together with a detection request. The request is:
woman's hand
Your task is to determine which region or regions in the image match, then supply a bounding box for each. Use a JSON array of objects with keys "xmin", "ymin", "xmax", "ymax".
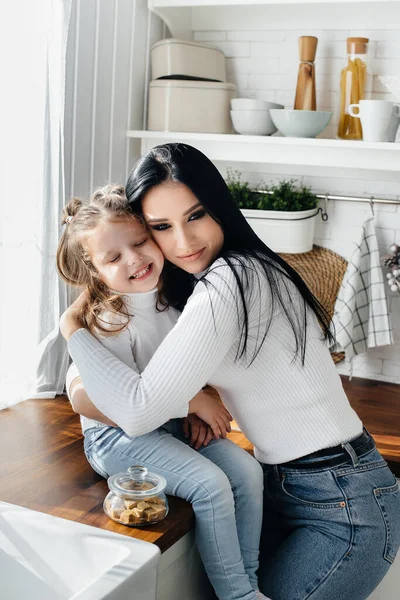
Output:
[
  {"xmin": 182, "ymin": 414, "xmax": 214, "ymax": 450},
  {"xmin": 188, "ymin": 391, "xmax": 232, "ymax": 440},
  {"xmin": 59, "ymin": 290, "xmax": 88, "ymax": 341}
]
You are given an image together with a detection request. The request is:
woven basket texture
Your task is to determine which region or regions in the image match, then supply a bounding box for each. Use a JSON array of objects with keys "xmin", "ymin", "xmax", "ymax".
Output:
[{"xmin": 279, "ymin": 245, "xmax": 347, "ymax": 364}]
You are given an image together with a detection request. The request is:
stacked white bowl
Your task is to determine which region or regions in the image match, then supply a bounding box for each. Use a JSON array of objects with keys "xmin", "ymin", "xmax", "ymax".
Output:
[
  {"xmin": 269, "ymin": 109, "xmax": 333, "ymax": 138},
  {"xmin": 230, "ymin": 98, "xmax": 284, "ymax": 135}
]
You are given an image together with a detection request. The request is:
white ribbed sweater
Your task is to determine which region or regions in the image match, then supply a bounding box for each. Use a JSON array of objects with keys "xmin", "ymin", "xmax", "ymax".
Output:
[{"xmin": 69, "ymin": 258, "xmax": 362, "ymax": 464}]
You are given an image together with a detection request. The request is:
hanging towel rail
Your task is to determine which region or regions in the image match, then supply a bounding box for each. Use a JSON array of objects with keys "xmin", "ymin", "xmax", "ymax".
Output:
[{"xmin": 256, "ymin": 190, "xmax": 400, "ymax": 206}]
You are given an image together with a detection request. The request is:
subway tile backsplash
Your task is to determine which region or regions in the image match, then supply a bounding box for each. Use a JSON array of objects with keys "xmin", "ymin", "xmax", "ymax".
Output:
[{"xmin": 195, "ymin": 28, "xmax": 400, "ymax": 140}]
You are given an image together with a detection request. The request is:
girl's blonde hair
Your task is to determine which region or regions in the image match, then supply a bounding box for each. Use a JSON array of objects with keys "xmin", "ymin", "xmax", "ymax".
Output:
[{"xmin": 57, "ymin": 184, "xmax": 142, "ymax": 335}]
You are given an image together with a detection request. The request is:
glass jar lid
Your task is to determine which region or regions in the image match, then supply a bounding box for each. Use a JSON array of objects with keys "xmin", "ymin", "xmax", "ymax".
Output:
[
  {"xmin": 346, "ymin": 37, "xmax": 369, "ymax": 55},
  {"xmin": 107, "ymin": 465, "xmax": 167, "ymax": 499}
]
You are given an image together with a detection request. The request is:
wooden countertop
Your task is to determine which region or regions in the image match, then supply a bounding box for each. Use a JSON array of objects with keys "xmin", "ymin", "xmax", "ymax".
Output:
[
  {"xmin": 0, "ymin": 397, "xmax": 193, "ymax": 553},
  {"xmin": 0, "ymin": 376, "xmax": 398, "ymax": 554}
]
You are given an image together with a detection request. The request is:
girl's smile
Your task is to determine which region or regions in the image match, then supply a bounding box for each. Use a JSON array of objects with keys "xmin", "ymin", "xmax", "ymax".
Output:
[{"xmin": 130, "ymin": 263, "xmax": 153, "ymax": 279}]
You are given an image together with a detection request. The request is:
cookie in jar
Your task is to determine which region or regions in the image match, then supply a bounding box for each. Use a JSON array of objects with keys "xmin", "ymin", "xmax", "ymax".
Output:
[{"xmin": 104, "ymin": 465, "xmax": 168, "ymax": 526}]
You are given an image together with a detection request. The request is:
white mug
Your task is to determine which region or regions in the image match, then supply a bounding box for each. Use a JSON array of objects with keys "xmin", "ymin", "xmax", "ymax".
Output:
[{"xmin": 348, "ymin": 100, "xmax": 400, "ymax": 142}]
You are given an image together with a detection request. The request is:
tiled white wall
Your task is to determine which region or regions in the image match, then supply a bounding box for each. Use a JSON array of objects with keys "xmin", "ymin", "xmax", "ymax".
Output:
[
  {"xmin": 193, "ymin": 28, "xmax": 400, "ymax": 383},
  {"xmin": 194, "ymin": 28, "xmax": 400, "ymax": 140}
]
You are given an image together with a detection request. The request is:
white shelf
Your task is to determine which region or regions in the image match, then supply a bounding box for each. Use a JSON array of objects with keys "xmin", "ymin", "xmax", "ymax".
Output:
[
  {"xmin": 126, "ymin": 130, "xmax": 400, "ymax": 173},
  {"xmin": 148, "ymin": 0, "xmax": 400, "ymax": 39}
]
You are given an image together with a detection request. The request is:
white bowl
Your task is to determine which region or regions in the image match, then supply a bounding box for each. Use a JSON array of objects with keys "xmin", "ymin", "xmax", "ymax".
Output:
[
  {"xmin": 231, "ymin": 98, "xmax": 284, "ymax": 111},
  {"xmin": 231, "ymin": 108, "xmax": 282, "ymax": 136},
  {"xmin": 269, "ymin": 109, "xmax": 333, "ymax": 138}
]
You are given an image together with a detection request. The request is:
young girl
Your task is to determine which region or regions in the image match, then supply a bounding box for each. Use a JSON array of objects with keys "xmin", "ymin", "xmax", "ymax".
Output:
[
  {"xmin": 56, "ymin": 185, "xmax": 268, "ymax": 600},
  {"xmin": 61, "ymin": 147, "xmax": 400, "ymax": 600}
]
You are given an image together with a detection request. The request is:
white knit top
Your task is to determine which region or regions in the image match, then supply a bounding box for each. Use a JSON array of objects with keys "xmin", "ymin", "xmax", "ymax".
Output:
[
  {"xmin": 66, "ymin": 288, "xmax": 179, "ymax": 433},
  {"xmin": 69, "ymin": 258, "xmax": 363, "ymax": 464}
]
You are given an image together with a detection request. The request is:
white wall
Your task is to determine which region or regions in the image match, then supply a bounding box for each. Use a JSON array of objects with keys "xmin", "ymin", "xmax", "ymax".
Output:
[{"xmin": 193, "ymin": 26, "xmax": 400, "ymax": 383}]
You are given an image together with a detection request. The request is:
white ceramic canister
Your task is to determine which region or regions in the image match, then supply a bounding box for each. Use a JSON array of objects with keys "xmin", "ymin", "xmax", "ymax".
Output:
[
  {"xmin": 151, "ymin": 38, "xmax": 226, "ymax": 82},
  {"xmin": 148, "ymin": 79, "xmax": 237, "ymax": 133}
]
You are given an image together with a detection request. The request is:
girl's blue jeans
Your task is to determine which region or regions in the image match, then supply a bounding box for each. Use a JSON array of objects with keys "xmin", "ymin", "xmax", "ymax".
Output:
[
  {"xmin": 83, "ymin": 419, "xmax": 264, "ymax": 600},
  {"xmin": 259, "ymin": 433, "xmax": 400, "ymax": 600}
]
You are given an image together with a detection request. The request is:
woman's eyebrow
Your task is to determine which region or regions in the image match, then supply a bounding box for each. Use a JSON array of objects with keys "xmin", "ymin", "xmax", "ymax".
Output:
[
  {"xmin": 183, "ymin": 202, "xmax": 202, "ymax": 216},
  {"xmin": 146, "ymin": 202, "xmax": 202, "ymax": 223},
  {"xmin": 145, "ymin": 216, "xmax": 168, "ymax": 224}
]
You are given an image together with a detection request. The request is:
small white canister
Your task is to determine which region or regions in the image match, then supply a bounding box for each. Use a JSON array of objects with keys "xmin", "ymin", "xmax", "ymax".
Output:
[
  {"xmin": 151, "ymin": 38, "xmax": 227, "ymax": 82},
  {"xmin": 148, "ymin": 79, "xmax": 237, "ymax": 133}
]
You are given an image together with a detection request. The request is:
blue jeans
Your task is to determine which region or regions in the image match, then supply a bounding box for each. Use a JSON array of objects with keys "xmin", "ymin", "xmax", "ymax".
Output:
[
  {"xmin": 258, "ymin": 434, "xmax": 400, "ymax": 600},
  {"xmin": 83, "ymin": 419, "xmax": 264, "ymax": 600}
]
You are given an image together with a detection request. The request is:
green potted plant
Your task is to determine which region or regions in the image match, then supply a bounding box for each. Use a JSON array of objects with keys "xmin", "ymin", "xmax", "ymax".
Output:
[{"xmin": 226, "ymin": 169, "xmax": 320, "ymax": 254}]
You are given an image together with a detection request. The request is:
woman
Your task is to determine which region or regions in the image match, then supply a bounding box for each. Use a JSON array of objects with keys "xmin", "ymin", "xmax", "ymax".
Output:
[{"xmin": 61, "ymin": 143, "xmax": 400, "ymax": 600}]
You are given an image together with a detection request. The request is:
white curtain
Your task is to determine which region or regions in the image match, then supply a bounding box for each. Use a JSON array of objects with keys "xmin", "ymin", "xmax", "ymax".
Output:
[{"xmin": 0, "ymin": 0, "xmax": 72, "ymax": 409}]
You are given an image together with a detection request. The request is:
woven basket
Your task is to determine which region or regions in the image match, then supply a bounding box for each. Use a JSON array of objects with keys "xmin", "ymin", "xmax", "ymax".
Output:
[{"xmin": 279, "ymin": 245, "xmax": 347, "ymax": 364}]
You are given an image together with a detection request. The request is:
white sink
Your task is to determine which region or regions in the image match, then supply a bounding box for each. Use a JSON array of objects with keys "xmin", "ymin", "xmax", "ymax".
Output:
[{"xmin": 0, "ymin": 501, "xmax": 160, "ymax": 599}]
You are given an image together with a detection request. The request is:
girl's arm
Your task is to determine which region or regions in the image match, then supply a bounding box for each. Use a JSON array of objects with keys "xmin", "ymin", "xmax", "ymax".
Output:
[
  {"xmin": 63, "ymin": 260, "xmax": 243, "ymax": 437},
  {"xmin": 69, "ymin": 375, "xmax": 117, "ymax": 426}
]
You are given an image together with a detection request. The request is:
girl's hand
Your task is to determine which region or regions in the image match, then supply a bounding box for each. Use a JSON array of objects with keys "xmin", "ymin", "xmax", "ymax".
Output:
[
  {"xmin": 59, "ymin": 290, "xmax": 89, "ymax": 341},
  {"xmin": 188, "ymin": 392, "xmax": 232, "ymax": 440},
  {"xmin": 182, "ymin": 414, "xmax": 214, "ymax": 450}
]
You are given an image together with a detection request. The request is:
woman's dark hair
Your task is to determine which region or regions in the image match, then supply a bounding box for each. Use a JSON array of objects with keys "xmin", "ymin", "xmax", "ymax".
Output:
[{"xmin": 126, "ymin": 143, "xmax": 334, "ymax": 365}]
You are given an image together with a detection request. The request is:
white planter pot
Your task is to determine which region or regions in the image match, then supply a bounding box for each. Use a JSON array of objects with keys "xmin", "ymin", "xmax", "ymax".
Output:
[{"xmin": 241, "ymin": 207, "xmax": 319, "ymax": 254}]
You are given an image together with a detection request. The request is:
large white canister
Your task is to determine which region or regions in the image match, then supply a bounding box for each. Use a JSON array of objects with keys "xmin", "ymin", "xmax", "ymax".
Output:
[
  {"xmin": 151, "ymin": 38, "xmax": 227, "ymax": 82},
  {"xmin": 148, "ymin": 80, "xmax": 237, "ymax": 133}
]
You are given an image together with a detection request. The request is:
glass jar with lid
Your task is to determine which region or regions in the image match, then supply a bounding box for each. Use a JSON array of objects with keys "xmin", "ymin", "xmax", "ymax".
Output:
[
  {"xmin": 338, "ymin": 37, "xmax": 373, "ymax": 139},
  {"xmin": 104, "ymin": 465, "xmax": 168, "ymax": 527}
]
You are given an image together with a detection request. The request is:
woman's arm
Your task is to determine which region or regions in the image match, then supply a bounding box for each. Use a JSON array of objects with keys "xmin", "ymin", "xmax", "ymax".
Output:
[
  {"xmin": 70, "ymin": 374, "xmax": 231, "ymax": 438},
  {"xmin": 63, "ymin": 261, "xmax": 243, "ymax": 436},
  {"xmin": 65, "ymin": 321, "xmax": 232, "ymax": 438}
]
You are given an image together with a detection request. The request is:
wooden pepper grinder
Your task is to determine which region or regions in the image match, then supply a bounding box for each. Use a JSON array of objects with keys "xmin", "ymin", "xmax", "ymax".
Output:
[{"xmin": 294, "ymin": 36, "xmax": 318, "ymax": 110}]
